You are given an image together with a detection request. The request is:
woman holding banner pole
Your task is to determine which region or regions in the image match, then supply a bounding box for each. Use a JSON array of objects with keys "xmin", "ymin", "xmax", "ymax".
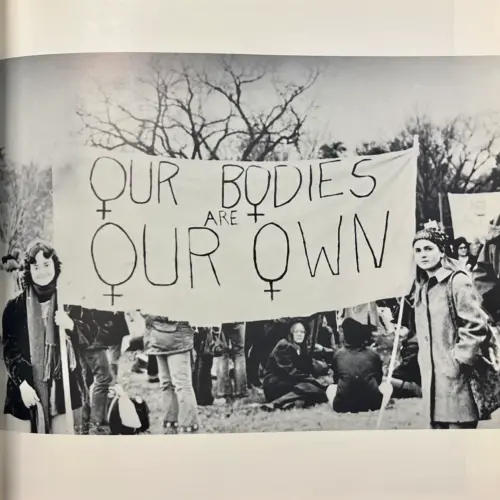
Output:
[
  {"xmin": 2, "ymin": 240, "xmax": 90, "ymax": 434},
  {"xmin": 412, "ymin": 227, "xmax": 489, "ymax": 429}
]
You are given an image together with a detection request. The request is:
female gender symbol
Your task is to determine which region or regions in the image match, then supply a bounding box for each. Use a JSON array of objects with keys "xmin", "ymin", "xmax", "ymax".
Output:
[
  {"xmin": 245, "ymin": 165, "xmax": 271, "ymax": 223},
  {"xmin": 253, "ymin": 222, "xmax": 290, "ymax": 300},
  {"xmin": 90, "ymin": 156, "xmax": 127, "ymax": 220},
  {"xmin": 91, "ymin": 222, "xmax": 138, "ymax": 305}
]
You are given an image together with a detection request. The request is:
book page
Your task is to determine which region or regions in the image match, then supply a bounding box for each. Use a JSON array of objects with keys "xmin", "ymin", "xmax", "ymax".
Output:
[{"xmin": 1, "ymin": 1, "xmax": 500, "ymax": 500}]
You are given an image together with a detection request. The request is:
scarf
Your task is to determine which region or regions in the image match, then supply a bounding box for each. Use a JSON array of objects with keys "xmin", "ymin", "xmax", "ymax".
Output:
[
  {"xmin": 26, "ymin": 285, "xmax": 77, "ymax": 433},
  {"xmin": 33, "ymin": 278, "xmax": 57, "ymax": 303}
]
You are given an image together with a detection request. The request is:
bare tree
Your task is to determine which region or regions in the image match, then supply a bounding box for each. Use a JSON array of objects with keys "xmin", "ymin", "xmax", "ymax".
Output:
[
  {"xmin": 318, "ymin": 141, "xmax": 347, "ymax": 159},
  {"xmin": 355, "ymin": 114, "xmax": 500, "ymax": 230},
  {"xmin": 77, "ymin": 55, "xmax": 319, "ymax": 162},
  {"xmin": 0, "ymin": 158, "xmax": 52, "ymax": 253}
]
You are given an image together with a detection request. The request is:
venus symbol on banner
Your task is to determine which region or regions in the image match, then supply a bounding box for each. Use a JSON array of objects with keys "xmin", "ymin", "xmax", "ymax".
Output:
[{"xmin": 52, "ymin": 145, "xmax": 418, "ymax": 324}]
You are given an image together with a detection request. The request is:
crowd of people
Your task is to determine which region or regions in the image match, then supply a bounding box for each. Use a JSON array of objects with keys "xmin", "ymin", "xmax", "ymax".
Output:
[{"xmin": 1, "ymin": 214, "xmax": 499, "ymax": 435}]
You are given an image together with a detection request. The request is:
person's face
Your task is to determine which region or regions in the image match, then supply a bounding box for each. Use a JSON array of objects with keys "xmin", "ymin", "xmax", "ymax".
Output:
[
  {"xmin": 30, "ymin": 251, "xmax": 56, "ymax": 286},
  {"xmin": 413, "ymin": 240, "xmax": 444, "ymax": 272},
  {"xmin": 291, "ymin": 323, "xmax": 306, "ymax": 344},
  {"xmin": 469, "ymin": 241, "xmax": 481, "ymax": 256},
  {"xmin": 457, "ymin": 243, "xmax": 468, "ymax": 257}
]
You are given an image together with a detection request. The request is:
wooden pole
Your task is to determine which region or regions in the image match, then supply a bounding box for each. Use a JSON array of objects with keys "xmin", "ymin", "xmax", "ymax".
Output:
[
  {"xmin": 59, "ymin": 306, "xmax": 74, "ymax": 434},
  {"xmin": 376, "ymin": 295, "xmax": 405, "ymax": 429},
  {"xmin": 438, "ymin": 192, "xmax": 445, "ymax": 231}
]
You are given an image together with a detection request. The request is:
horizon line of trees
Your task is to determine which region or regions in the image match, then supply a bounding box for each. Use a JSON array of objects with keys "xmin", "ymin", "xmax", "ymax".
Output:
[{"xmin": 2, "ymin": 56, "xmax": 500, "ymax": 252}]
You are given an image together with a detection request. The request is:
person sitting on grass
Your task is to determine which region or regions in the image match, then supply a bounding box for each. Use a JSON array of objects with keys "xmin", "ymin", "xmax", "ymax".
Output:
[
  {"xmin": 326, "ymin": 318, "xmax": 384, "ymax": 413},
  {"xmin": 390, "ymin": 334, "xmax": 422, "ymax": 399},
  {"xmin": 261, "ymin": 321, "xmax": 332, "ymax": 412}
]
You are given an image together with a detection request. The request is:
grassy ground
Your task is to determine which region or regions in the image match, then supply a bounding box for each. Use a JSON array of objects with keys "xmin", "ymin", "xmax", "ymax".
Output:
[{"xmin": 118, "ymin": 352, "xmax": 500, "ymax": 435}]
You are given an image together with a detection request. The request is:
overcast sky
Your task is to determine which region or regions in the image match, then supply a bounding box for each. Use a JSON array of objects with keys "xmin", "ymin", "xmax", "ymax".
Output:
[{"xmin": 3, "ymin": 52, "xmax": 500, "ymax": 166}]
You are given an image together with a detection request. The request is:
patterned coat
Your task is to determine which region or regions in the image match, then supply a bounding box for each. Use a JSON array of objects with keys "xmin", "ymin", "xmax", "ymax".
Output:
[{"xmin": 414, "ymin": 266, "xmax": 488, "ymax": 425}]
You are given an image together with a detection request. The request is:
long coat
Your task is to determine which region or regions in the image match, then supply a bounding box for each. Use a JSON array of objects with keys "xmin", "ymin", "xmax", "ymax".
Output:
[
  {"xmin": 2, "ymin": 291, "xmax": 92, "ymax": 421},
  {"xmin": 414, "ymin": 267, "xmax": 488, "ymax": 425}
]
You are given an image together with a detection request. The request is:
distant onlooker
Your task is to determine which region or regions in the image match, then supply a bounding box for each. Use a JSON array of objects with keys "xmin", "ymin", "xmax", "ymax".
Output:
[{"xmin": 452, "ymin": 237, "xmax": 476, "ymax": 272}]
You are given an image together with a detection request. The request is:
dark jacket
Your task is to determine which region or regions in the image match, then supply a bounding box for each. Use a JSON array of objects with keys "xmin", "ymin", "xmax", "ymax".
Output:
[
  {"xmin": 331, "ymin": 346, "xmax": 383, "ymax": 413},
  {"xmin": 262, "ymin": 338, "xmax": 327, "ymax": 403},
  {"xmin": 69, "ymin": 306, "xmax": 130, "ymax": 350},
  {"xmin": 2, "ymin": 291, "xmax": 90, "ymax": 421},
  {"xmin": 472, "ymin": 230, "xmax": 500, "ymax": 324},
  {"xmin": 392, "ymin": 336, "xmax": 421, "ymax": 385}
]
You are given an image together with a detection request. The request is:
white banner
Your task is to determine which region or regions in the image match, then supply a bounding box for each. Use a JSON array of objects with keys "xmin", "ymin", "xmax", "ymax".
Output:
[
  {"xmin": 448, "ymin": 192, "xmax": 500, "ymax": 243},
  {"xmin": 52, "ymin": 146, "xmax": 418, "ymax": 324}
]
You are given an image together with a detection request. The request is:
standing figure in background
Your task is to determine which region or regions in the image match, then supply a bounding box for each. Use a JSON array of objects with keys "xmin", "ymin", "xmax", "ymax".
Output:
[
  {"xmin": 2, "ymin": 241, "xmax": 90, "ymax": 434},
  {"xmin": 70, "ymin": 307, "xmax": 130, "ymax": 434},
  {"xmin": 453, "ymin": 237, "xmax": 475, "ymax": 272},
  {"xmin": 128, "ymin": 315, "xmax": 200, "ymax": 434},
  {"xmin": 339, "ymin": 302, "xmax": 381, "ymax": 339},
  {"xmin": 214, "ymin": 322, "xmax": 248, "ymax": 404}
]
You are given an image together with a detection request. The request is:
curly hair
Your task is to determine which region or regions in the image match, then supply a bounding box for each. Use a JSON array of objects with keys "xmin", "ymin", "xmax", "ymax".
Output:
[{"xmin": 21, "ymin": 240, "xmax": 62, "ymax": 289}]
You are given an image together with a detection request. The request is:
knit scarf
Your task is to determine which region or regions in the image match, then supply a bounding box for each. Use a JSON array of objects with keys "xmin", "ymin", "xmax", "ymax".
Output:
[{"xmin": 26, "ymin": 285, "xmax": 77, "ymax": 433}]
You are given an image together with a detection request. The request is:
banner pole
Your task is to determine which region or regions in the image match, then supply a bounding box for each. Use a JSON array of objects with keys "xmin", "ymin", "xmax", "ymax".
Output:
[
  {"xmin": 412, "ymin": 134, "xmax": 419, "ymax": 154},
  {"xmin": 376, "ymin": 295, "xmax": 405, "ymax": 429},
  {"xmin": 59, "ymin": 304, "xmax": 75, "ymax": 434}
]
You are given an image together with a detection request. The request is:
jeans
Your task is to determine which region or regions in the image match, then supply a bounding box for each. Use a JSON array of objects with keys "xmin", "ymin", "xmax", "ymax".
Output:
[
  {"xmin": 84, "ymin": 349, "xmax": 113, "ymax": 426},
  {"xmin": 156, "ymin": 351, "xmax": 199, "ymax": 429},
  {"xmin": 216, "ymin": 322, "xmax": 247, "ymax": 398},
  {"xmin": 108, "ymin": 343, "xmax": 122, "ymax": 382}
]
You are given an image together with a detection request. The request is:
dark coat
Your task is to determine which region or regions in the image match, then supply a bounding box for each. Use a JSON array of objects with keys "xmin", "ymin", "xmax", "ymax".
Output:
[
  {"xmin": 69, "ymin": 306, "xmax": 130, "ymax": 350},
  {"xmin": 472, "ymin": 231, "xmax": 500, "ymax": 324},
  {"xmin": 392, "ymin": 336, "xmax": 421, "ymax": 385},
  {"xmin": 2, "ymin": 291, "xmax": 90, "ymax": 421},
  {"xmin": 331, "ymin": 346, "xmax": 383, "ymax": 413},
  {"xmin": 262, "ymin": 338, "xmax": 327, "ymax": 405}
]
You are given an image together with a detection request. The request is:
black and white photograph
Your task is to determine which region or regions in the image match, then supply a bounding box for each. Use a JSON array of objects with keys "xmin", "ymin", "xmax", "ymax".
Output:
[{"xmin": 1, "ymin": 52, "xmax": 500, "ymax": 437}]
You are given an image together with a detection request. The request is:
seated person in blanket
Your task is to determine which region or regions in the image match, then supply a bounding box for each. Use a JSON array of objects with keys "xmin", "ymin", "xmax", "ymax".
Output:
[
  {"xmin": 261, "ymin": 321, "xmax": 332, "ymax": 412},
  {"xmin": 326, "ymin": 318, "xmax": 384, "ymax": 413}
]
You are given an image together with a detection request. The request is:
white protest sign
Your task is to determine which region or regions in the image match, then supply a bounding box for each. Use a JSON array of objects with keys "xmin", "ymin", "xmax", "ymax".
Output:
[
  {"xmin": 52, "ymin": 146, "xmax": 418, "ymax": 324},
  {"xmin": 448, "ymin": 192, "xmax": 500, "ymax": 242}
]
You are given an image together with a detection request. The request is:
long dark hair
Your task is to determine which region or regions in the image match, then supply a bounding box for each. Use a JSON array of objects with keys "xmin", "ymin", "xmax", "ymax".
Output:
[
  {"xmin": 452, "ymin": 237, "xmax": 470, "ymax": 259},
  {"xmin": 21, "ymin": 240, "xmax": 62, "ymax": 289}
]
